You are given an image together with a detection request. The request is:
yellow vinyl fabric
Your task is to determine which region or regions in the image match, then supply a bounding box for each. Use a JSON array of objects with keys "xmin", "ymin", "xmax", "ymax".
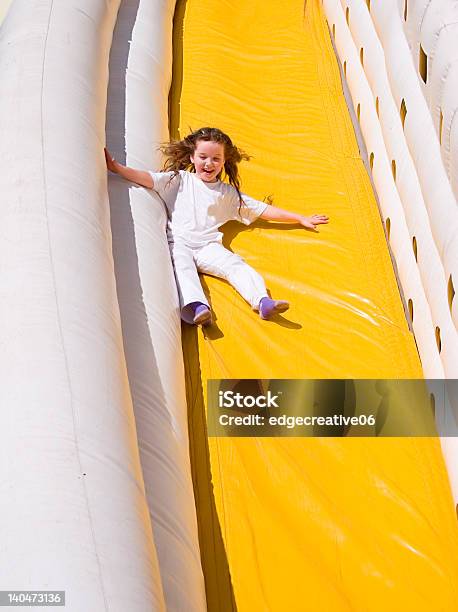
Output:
[{"xmin": 172, "ymin": 0, "xmax": 458, "ymax": 609}]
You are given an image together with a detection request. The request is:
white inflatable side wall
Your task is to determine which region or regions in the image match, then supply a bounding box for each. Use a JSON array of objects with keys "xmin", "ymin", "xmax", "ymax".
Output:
[
  {"xmin": 0, "ymin": 0, "xmax": 12, "ymax": 22},
  {"xmin": 405, "ymin": 0, "xmax": 458, "ymax": 213},
  {"xmin": 105, "ymin": 0, "xmax": 206, "ymax": 610},
  {"xmin": 1, "ymin": 0, "xmax": 206, "ymax": 609},
  {"xmin": 399, "ymin": 0, "xmax": 458, "ymax": 509},
  {"xmin": 369, "ymin": 0, "xmax": 458, "ymax": 338},
  {"xmin": 0, "ymin": 1, "xmax": 168, "ymax": 610},
  {"xmin": 322, "ymin": 0, "xmax": 458, "ymax": 502}
]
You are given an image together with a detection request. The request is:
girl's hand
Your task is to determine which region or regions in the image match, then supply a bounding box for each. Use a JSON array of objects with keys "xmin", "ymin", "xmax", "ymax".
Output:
[
  {"xmin": 103, "ymin": 150, "xmax": 154, "ymax": 188},
  {"xmin": 299, "ymin": 214, "xmax": 329, "ymax": 232},
  {"xmin": 104, "ymin": 147, "xmax": 118, "ymax": 173}
]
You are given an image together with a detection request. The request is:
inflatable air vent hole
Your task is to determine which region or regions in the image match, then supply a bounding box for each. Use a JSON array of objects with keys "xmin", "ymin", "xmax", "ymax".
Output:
[
  {"xmin": 346, "ymin": 7, "xmax": 350, "ymax": 24},
  {"xmin": 430, "ymin": 393, "xmax": 435, "ymax": 418},
  {"xmin": 343, "ymin": 60, "xmax": 347, "ymax": 77},
  {"xmin": 332, "ymin": 24, "xmax": 335, "ymax": 38},
  {"xmin": 366, "ymin": 0, "xmax": 371, "ymax": 10},
  {"xmin": 435, "ymin": 326, "xmax": 442, "ymax": 353},
  {"xmin": 385, "ymin": 217, "xmax": 391, "ymax": 240},
  {"xmin": 404, "ymin": 0, "xmax": 408, "ymax": 21},
  {"xmin": 391, "ymin": 160, "xmax": 396, "ymax": 181},
  {"xmin": 412, "ymin": 236, "xmax": 417, "ymax": 261},
  {"xmin": 369, "ymin": 152, "xmax": 374, "ymax": 169},
  {"xmin": 408, "ymin": 299, "xmax": 413, "ymax": 323},
  {"xmin": 448, "ymin": 275, "xmax": 455, "ymax": 311},
  {"xmin": 375, "ymin": 96, "xmax": 379, "ymax": 117},
  {"xmin": 357, "ymin": 103, "xmax": 361, "ymax": 122},
  {"xmin": 439, "ymin": 110, "xmax": 443, "ymax": 144},
  {"xmin": 400, "ymin": 99, "xmax": 407, "ymax": 128},
  {"xmin": 360, "ymin": 47, "xmax": 364, "ymax": 66},
  {"xmin": 419, "ymin": 45, "xmax": 427, "ymax": 83}
]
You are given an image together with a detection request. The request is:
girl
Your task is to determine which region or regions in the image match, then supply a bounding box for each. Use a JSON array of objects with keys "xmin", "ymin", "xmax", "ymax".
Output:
[{"xmin": 105, "ymin": 127, "xmax": 328, "ymax": 326}]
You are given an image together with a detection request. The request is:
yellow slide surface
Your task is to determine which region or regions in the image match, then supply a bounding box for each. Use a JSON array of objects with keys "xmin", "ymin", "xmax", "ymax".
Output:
[{"xmin": 172, "ymin": 1, "xmax": 458, "ymax": 609}]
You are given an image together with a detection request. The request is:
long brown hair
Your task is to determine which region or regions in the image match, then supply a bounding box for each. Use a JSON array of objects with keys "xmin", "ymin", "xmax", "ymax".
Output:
[{"xmin": 159, "ymin": 127, "xmax": 250, "ymax": 210}]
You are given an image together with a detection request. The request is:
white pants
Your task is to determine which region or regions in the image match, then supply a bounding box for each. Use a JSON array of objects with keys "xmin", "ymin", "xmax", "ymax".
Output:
[{"xmin": 169, "ymin": 241, "xmax": 267, "ymax": 321}]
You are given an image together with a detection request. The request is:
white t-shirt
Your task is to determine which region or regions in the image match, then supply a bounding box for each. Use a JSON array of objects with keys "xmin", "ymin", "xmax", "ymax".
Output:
[{"xmin": 148, "ymin": 170, "xmax": 268, "ymax": 247}]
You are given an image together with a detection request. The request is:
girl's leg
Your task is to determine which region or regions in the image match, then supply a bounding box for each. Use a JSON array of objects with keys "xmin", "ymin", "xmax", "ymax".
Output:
[
  {"xmin": 169, "ymin": 241, "xmax": 210, "ymax": 322},
  {"xmin": 194, "ymin": 242, "xmax": 267, "ymax": 309}
]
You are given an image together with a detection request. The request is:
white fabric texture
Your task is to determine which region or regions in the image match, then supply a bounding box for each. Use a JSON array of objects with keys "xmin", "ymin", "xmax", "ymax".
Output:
[
  {"xmin": 148, "ymin": 170, "xmax": 268, "ymax": 246},
  {"xmin": 170, "ymin": 241, "xmax": 268, "ymax": 316}
]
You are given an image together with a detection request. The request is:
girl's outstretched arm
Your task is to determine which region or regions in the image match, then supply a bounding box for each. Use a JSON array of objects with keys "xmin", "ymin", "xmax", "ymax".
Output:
[
  {"xmin": 259, "ymin": 204, "xmax": 329, "ymax": 232},
  {"xmin": 104, "ymin": 147, "xmax": 154, "ymax": 189}
]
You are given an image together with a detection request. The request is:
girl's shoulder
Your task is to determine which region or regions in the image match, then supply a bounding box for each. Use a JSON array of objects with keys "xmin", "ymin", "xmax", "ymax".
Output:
[
  {"xmin": 157, "ymin": 169, "xmax": 184, "ymax": 184},
  {"xmin": 148, "ymin": 169, "xmax": 181, "ymax": 194},
  {"xmin": 175, "ymin": 169, "xmax": 194, "ymax": 183}
]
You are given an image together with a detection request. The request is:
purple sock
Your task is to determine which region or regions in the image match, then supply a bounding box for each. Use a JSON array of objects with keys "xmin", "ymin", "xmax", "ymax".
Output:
[
  {"xmin": 259, "ymin": 297, "xmax": 290, "ymax": 320},
  {"xmin": 189, "ymin": 302, "xmax": 212, "ymax": 326},
  {"xmin": 189, "ymin": 301, "xmax": 207, "ymax": 314},
  {"xmin": 181, "ymin": 302, "xmax": 208, "ymax": 324}
]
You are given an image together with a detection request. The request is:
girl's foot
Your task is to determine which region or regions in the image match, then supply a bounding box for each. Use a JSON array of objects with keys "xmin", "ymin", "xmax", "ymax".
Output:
[
  {"xmin": 259, "ymin": 297, "xmax": 289, "ymax": 320},
  {"xmin": 192, "ymin": 303, "xmax": 212, "ymax": 326}
]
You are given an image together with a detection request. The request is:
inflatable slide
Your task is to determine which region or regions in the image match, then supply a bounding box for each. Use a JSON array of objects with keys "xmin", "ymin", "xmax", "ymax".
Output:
[{"xmin": 0, "ymin": 0, "xmax": 457, "ymax": 610}]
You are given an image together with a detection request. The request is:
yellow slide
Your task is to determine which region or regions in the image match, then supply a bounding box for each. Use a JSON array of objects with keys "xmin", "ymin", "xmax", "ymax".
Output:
[{"xmin": 172, "ymin": 0, "xmax": 458, "ymax": 609}]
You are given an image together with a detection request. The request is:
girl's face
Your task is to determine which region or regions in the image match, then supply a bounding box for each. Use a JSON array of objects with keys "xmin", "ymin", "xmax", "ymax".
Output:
[{"xmin": 190, "ymin": 139, "xmax": 225, "ymax": 183}]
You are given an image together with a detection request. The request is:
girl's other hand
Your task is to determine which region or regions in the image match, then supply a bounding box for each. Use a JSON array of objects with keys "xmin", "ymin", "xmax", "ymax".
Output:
[
  {"xmin": 104, "ymin": 147, "xmax": 118, "ymax": 173},
  {"xmin": 299, "ymin": 214, "xmax": 329, "ymax": 232}
]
